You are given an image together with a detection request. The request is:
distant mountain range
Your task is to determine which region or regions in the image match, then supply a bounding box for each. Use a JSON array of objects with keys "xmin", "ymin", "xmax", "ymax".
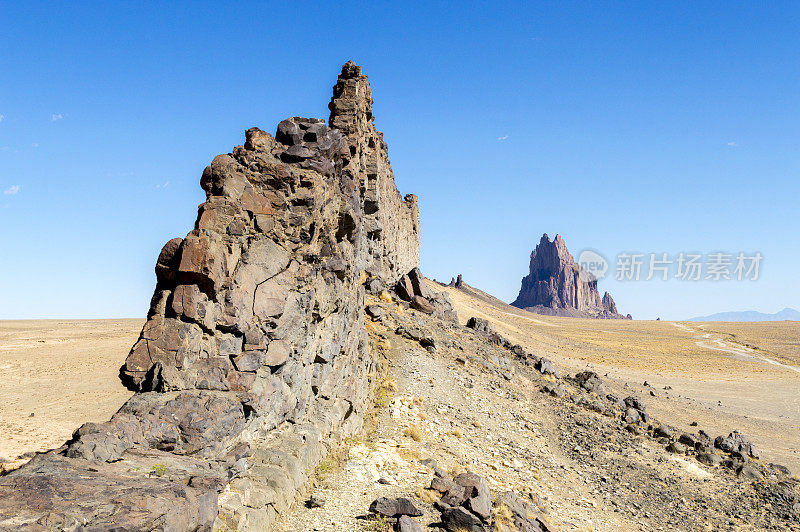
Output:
[{"xmin": 687, "ymin": 307, "xmax": 800, "ymax": 322}]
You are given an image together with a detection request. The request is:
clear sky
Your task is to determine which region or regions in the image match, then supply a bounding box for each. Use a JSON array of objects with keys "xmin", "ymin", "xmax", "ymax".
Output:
[{"xmin": 1, "ymin": 2, "xmax": 798, "ymax": 320}]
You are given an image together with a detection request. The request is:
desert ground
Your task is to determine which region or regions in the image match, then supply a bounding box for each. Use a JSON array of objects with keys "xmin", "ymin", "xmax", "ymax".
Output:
[
  {"xmin": 0, "ymin": 319, "xmax": 139, "ymax": 469},
  {"xmin": 443, "ymin": 283, "xmax": 800, "ymax": 473},
  {"xmin": 1, "ymin": 288, "xmax": 798, "ymax": 510}
]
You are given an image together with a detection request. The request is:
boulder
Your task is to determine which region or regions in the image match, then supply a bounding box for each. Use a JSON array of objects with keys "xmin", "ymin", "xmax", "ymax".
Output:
[
  {"xmin": 768, "ymin": 463, "xmax": 792, "ymax": 476},
  {"xmin": 366, "ymin": 305, "xmax": 384, "ymax": 320},
  {"xmin": 667, "ymin": 442, "xmax": 687, "ymax": 454},
  {"xmin": 715, "ymin": 431, "xmax": 760, "ymax": 459},
  {"xmin": 622, "ymin": 408, "xmax": 640, "ymax": 424},
  {"xmin": 440, "ymin": 506, "xmax": 486, "ymax": 532},
  {"xmin": 454, "ymin": 472, "xmax": 491, "ymax": 522},
  {"xmin": 697, "ymin": 452, "xmax": 722, "ymax": 466},
  {"xmin": 574, "ymin": 371, "xmax": 605, "ymax": 395},
  {"xmin": 369, "ymin": 497, "xmax": 423, "ymax": 518},
  {"xmin": 738, "ymin": 463, "xmax": 764, "ymax": 481},
  {"xmin": 536, "ymin": 358, "xmax": 560, "ymax": 378},
  {"xmin": 494, "ymin": 491, "xmax": 557, "ymax": 532},
  {"xmin": 543, "ymin": 383, "xmax": 565, "ymax": 397},
  {"xmin": 654, "ymin": 425, "xmax": 676, "ymax": 440},
  {"xmin": 466, "ymin": 317, "xmax": 496, "ymax": 335},
  {"xmin": 411, "ymin": 295, "xmax": 435, "ymax": 314},
  {"xmin": 623, "ymin": 396, "xmax": 647, "ymax": 412},
  {"xmin": 397, "ymin": 515, "xmax": 424, "ymax": 532}
]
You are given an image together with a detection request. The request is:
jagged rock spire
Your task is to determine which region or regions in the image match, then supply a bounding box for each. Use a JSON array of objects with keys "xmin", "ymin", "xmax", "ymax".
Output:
[
  {"xmin": 329, "ymin": 60, "xmax": 374, "ymax": 135},
  {"xmin": 512, "ymin": 233, "xmax": 627, "ymax": 319}
]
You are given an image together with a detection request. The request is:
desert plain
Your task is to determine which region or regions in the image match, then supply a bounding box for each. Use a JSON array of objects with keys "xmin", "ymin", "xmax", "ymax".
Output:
[{"xmin": 1, "ymin": 287, "xmax": 798, "ymax": 476}]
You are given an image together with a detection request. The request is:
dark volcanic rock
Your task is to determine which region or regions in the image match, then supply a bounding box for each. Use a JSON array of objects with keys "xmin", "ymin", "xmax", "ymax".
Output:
[
  {"xmin": 536, "ymin": 358, "xmax": 560, "ymax": 378},
  {"xmin": 574, "ymin": 371, "xmax": 606, "ymax": 395},
  {"xmin": 511, "ymin": 233, "xmax": 627, "ymax": 319},
  {"xmin": 397, "ymin": 515, "xmax": 424, "ymax": 532},
  {"xmin": 495, "ymin": 491, "xmax": 557, "ymax": 532},
  {"xmin": 441, "ymin": 506, "xmax": 486, "ymax": 531},
  {"xmin": 0, "ymin": 61, "xmax": 423, "ymax": 530},
  {"xmin": 715, "ymin": 431, "xmax": 760, "ymax": 459},
  {"xmin": 369, "ymin": 497, "xmax": 423, "ymax": 518},
  {"xmin": 454, "ymin": 472, "xmax": 492, "ymax": 521},
  {"xmin": 465, "ymin": 316, "xmax": 513, "ymax": 348},
  {"xmin": 395, "ymin": 267, "xmax": 457, "ymax": 322}
]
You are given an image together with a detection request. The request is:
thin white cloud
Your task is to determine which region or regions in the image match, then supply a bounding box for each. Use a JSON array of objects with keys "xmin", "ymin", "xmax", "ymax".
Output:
[
  {"xmin": 727, "ymin": 141, "xmax": 738, "ymax": 147},
  {"xmin": 0, "ymin": 114, "xmax": 4, "ymax": 123},
  {"xmin": 32, "ymin": 142, "xmax": 39, "ymax": 148},
  {"xmin": 497, "ymin": 135, "xmax": 509, "ymax": 141},
  {"xmin": 51, "ymin": 113, "xmax": 63, "ymax": 121},
  {"xmin": 3, "ymin": 185, "xmax": 20, "ymax": 195},
  {"xmin": 155, "ymin": 181, "xmax": 170, "ymax": 189}
]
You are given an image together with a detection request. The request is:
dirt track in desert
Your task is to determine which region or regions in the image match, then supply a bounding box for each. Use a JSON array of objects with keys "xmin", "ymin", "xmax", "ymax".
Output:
[{"xmin": 0, "ymin": 320, "xmax": 139, "ymax": 467}]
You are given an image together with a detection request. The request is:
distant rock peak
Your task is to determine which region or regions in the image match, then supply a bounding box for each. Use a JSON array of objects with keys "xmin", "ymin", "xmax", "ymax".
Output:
[{"xmin": 512, "ymin": 234, "xmax": 629, "ymax": 319}]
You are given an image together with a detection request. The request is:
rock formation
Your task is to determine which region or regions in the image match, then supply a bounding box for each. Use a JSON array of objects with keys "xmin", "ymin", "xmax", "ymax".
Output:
[
  {"xmin": 0, "ymin": 61, "xmax": 424, "ymax": 530},
  {"xmin": 511, "ymin": 233, "xmax": 628, "ymax": 319}
]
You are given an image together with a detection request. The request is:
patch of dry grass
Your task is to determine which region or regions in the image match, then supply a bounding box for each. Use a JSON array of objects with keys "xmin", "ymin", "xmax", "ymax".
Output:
[
  {"xmin": 404, "ymin": 424, "xmax": 423, "ymax": 442},
  {"xmin": 416, "ymin": 487, "xmax": 440, "ymax": 504},
  {"xmin": 374, "ymin": 377, "xmax": 397, "ymax": 409},
  {"xmin": 398, "ymin": 446, "xmax": 421, "ymax": 460},
  {"xmin": 363, "ymin": 514, "xmax": 393, "ymax": 532},
  {"xmin": 439, "ymin": 282, "xmax": 800, "ymax": 379}
]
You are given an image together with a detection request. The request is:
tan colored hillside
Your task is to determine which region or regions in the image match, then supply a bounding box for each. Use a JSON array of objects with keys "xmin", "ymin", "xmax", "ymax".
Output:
[{"xmin": 442, "ymin": 281, "xmax": 800, "ymax": 473}]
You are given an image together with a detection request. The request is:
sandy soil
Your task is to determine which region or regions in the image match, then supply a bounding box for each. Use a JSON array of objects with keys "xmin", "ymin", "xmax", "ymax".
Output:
[
  {"xmin": 0, "ymin": 319, "xmax": 139, "ymax": 466},
  {"xmin": 442, "ymin": 283, "xmax": 800, "ymax": 473}
]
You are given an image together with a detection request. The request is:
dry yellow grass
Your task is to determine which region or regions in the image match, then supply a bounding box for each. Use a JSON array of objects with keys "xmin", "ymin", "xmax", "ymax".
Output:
[
  {"xmin": 416, "ymin": 487, "xmax": 440, "ymax": 504},
  {"xmin": 404, "ymin": 424, "xmax": 423, "ymax": 442},
  {"xmin": 439, "ymin": 282, "xmax": 800, "ymax": 380},
  {"xmin": 699, "ymin": 321, "xmax": 800, "ymax": 365}
]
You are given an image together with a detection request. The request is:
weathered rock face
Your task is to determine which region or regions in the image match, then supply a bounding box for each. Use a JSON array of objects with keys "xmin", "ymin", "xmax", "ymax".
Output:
[
  {"xmin": 511, "ymin": 233, "xmax": 628, "ymax": 319},
  {"xmin": 0, "ymin": 61, "xmax": 421, "ymax": 530}
]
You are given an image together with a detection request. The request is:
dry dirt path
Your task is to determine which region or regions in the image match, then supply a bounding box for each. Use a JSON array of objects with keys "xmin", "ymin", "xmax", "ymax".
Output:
[{"xmin": 672, "ymin": 322, "xmax": 800, "ymax": 374}]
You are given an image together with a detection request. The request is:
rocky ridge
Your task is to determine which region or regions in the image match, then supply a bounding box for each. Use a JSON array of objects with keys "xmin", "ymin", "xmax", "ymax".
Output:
[
  {"xmin": 281, "ymin": 279, "xmax": 800, "ymax": 531},
  {"xmin": 0, "ymin": 62, "xmax": 431, "ymax": 530},
  {"xmin": 511, "ymin": 234, "xmax": 628, "ymax": 319}
]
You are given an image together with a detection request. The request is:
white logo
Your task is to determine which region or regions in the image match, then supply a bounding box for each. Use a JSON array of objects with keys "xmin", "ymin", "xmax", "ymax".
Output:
[{"xmin": 577, "ymin": 249, "xmax": 608, "ymax": 282}]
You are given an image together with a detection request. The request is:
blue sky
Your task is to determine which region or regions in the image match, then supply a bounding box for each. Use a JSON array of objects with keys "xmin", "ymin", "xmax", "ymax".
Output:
[{"xmin": 1, "ymin": 2, "xmax": 798, "ymax": 320}]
